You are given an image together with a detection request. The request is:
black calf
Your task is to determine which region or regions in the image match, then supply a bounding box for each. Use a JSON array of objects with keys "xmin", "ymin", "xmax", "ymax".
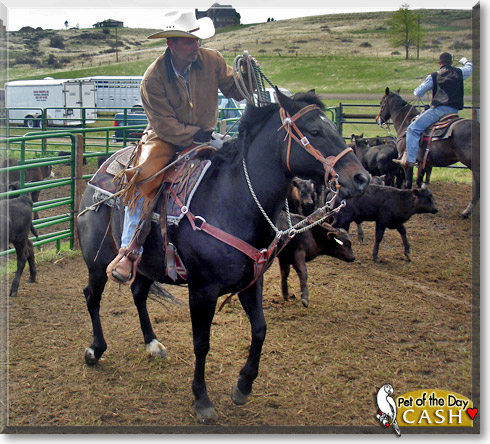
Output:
[{"xmin": 0, "ymin": 195, "xmax": 38, "ymax": 297}]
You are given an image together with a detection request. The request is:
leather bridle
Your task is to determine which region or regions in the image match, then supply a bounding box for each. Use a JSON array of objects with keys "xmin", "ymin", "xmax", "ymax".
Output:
[{"xmin": 278, "ymin": 104, "xmax": 352, "ymax": 188}]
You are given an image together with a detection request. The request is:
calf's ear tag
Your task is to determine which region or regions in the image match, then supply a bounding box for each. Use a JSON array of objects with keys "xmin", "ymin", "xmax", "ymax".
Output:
[{"xmin": 334, "ymin": 237, "xmax": 344, "ymax": 245}]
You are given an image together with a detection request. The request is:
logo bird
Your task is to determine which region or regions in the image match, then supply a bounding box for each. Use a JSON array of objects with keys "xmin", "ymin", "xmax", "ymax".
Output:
[{"xmin": 376, "ymin": 383, "xmax": 401, "ymax": 436}]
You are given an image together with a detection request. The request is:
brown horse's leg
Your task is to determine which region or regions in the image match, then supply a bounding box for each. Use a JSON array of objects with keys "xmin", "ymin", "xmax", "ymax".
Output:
[
  {"xmin": 232, "ymin": 281, "xmax": 267, "ymax": 405},
  {"xmin": 404, "ymin": 165, "xmax": 414, "ymax": 189}
]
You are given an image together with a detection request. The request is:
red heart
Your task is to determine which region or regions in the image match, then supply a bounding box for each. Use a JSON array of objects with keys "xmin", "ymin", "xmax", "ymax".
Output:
[{"xmin": 467, "ymin": 408, "xmax": 478, "ymax": 420}]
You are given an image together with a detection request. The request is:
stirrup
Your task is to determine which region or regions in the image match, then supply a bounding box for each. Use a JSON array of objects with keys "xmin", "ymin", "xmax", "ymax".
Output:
[{"xmin": 106, "ymin": 247, "xmax": 141, "ymax": 285}]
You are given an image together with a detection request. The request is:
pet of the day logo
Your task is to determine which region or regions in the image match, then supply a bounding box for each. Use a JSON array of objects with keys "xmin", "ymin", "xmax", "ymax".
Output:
[
  {"xmin": 376, "ymin": 385, "xmax": 478, "ymax": 435},
  {"xmin": 396, "ymin": 389, "xmax": 477, "ymax": 427},
  {"xmin": 376, "ymin": 384, "xmax": 401, "ymax": 436}
]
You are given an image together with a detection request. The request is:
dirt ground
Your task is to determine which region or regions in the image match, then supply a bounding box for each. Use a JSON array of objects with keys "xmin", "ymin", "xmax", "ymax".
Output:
[{"xmin": 4, "ymin": 180, "xmax": 477, "ymax": 432}]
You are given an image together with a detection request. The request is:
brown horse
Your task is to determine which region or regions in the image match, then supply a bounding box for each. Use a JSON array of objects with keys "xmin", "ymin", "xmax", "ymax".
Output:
[{"xmin": 376, "ymin": 87, "xmax": 479, "ymax": 218}]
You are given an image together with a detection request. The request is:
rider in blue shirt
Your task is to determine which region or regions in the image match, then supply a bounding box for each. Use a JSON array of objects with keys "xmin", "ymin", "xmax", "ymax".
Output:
[{"xmin": 394, "ymin": 52, "xmax": 473, "ymax": 167}]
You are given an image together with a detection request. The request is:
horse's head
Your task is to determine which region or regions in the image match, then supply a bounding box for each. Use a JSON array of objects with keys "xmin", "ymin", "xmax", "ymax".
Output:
[
  {"xmin": 376, "ymin": 87, "xmax": 409, "ymax": 127},
  {"xmin": 276, "ymin": 88, "xmax": 369, "ymax": 198},
  {"xmin": 376, "ymin": 87, "xmax": 394, "ymax": 126}
]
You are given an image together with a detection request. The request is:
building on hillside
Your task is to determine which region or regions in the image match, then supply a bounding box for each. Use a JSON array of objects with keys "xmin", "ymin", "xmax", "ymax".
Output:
[
  {"xmin": 93, "ymin": 19, "xmax": 124, "ymax": 28},
  {"xmin": 195, "ymin": 3, "xmax": 240, "ymax": 28}
]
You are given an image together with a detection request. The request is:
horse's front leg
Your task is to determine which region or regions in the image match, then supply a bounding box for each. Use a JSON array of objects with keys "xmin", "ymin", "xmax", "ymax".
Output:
[
  {"xmin": 83, "ymin": 270, "xmax": 108, "ymax": 365},
  {"xmin": 189, "ymin": 286, "xmax": 219, "ymax": 424},
  {"xmin": 404, "ymin": 166, "xmax": 414, "ymax": 189},
  {"xmin": 424, "ymin": 166, "xmax": 433, "ymax": 185},
  {"xmin": 416, "ymin": 167, "xmax": 425, "ymax": 188},
  {"xmin": 131, "ymin": 273, "xmax": 167, "ymax": 359},
  {"xmin": 232, "ymin": 279, "xmax": 267, "ymax": 405}
]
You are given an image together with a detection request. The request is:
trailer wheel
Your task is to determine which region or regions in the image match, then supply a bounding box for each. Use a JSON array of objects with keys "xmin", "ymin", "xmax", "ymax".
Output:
[{"xmin": 24, "ymin": 116, "xmax": 40, "ymax": 128}]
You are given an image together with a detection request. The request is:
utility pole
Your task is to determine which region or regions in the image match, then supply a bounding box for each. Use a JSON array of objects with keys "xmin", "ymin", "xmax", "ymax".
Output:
[
  {"xmin": 115, "ymin": 26, "xmax": 119, "ymax": 63},
  {"xmin": 417, "ymin": 15, "xmax": 420, "ymax": 60}
]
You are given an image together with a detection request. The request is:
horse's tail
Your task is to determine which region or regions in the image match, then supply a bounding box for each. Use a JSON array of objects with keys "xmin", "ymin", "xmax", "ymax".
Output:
[{"xmin": 149, "ymin": 282, "xmax": 184, "ymax": 307}]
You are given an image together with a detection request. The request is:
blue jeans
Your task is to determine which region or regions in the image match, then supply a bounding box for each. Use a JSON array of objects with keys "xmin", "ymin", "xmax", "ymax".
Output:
[
  {"xmin": 406, "ymin": 105, "xmax": 458, "ymax": 163},
  {"xmin": 121, "ymin": 195, "xmax": 144, "ymax": 251}
]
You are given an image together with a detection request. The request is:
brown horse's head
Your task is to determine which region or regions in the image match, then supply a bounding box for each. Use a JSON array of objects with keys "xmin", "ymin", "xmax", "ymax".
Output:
[{"xmin": 376, "ymin": 87, "xmax": 408, "ymax": 127}]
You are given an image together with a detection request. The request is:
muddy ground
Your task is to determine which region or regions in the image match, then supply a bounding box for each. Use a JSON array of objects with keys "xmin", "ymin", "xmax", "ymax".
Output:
[{"xmin": 3, "ymin": 180, "xmax": 477, "ymax": 432}]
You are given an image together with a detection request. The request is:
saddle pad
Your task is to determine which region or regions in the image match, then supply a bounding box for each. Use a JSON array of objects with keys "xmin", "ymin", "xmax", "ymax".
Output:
[
  {"xmin": 87, "ymin": 156, "xmax": 212, "ymax": 227},
  {"xmin": 89, "ymin": 145, "xmax": 136, "ymax": 195},
  {"xmin": 423, "ymin": 116, "xmax": 464, "ymax": 139},
  {"xmin": 167, "ymin": 159, "xmax": 212, "ymax": 226}
]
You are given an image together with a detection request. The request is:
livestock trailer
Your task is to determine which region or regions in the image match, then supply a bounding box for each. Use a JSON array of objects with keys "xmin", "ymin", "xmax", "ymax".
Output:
[
  {"xmin": 78, "ymin": 76, "xmax": 144, "ymax": 112},
  {"xmin": 4, "ymin": 78, "xmax": 97, "ymax": 127}
]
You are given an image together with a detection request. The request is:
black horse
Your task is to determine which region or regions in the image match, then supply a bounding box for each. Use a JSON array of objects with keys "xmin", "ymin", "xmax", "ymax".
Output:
[
  {"xmin": 376, "ymin": 87, "xmax": 480, "ymax": 218},
  {"xmin": 77, "ymin": 90, "xmax": 370, "ymax": 423}
]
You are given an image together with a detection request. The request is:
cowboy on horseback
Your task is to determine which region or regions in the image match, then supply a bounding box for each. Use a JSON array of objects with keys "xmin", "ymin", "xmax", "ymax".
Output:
[
  {"xmin": 107, "ymin": 10, "xmax": 253, "ymax": 284},
  {"xmin": 393, "ymin": 52, "xmax": 472, "ymax": 168}
]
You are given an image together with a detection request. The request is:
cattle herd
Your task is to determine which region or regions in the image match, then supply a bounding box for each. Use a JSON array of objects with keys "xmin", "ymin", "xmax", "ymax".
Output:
[{"xmin": 0, "ymin": 132, "xmax": 459, "ymax": 302}]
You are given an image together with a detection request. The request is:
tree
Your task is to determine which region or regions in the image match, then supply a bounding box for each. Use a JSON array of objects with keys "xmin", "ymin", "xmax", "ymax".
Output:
[
  {"xmin": 387, "ymin": 4, "xmax": 424, "ymax": 60},
  {"xmin": 64, "ymin": 20, "xmax": 69, "ymax": 29}
]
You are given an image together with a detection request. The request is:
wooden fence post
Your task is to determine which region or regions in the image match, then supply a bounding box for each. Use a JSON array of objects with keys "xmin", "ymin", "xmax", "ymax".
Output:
[{"xmin": 73, "ymin": 134, "xmax": 84, "ymax": 250}]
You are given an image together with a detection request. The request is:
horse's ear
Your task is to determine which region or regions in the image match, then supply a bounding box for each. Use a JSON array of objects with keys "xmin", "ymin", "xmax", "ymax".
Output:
[
  {"xmin": 396, "ymin": 88, "xmax": 401, "ymax": 94},
  {"xmin": 307, "ymin": 88, "xmax": 316, "ymax": 95},
  {"xmin": 275, "ymin": 86, "xmax": 300, "ymax": 114},
  {"xmin": 385, "ymin": 87, "xmax": 390, "ymax": 95}
]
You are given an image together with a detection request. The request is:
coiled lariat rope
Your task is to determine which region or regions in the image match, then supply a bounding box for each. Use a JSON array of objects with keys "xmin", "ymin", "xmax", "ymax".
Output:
[{"xmin": 233, "ymin": 50, "xmax": 276, "ymax": 106}]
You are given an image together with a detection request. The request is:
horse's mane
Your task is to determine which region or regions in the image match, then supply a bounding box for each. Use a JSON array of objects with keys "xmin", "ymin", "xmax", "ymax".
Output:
[
  {"xmin": 292, "ymin": 91, "xmax": 326, "ymax": 111},
  {"xmin": 212, "ymin": 102, "xmax": 279, "ymax": 164},
  {"xmin": 388, "ymin": 91, "xmax": 409, "ymax": 115}
]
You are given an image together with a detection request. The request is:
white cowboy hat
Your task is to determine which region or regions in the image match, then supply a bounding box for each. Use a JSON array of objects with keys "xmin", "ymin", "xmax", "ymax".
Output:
[{"xmin": 147, "ymin": 10, "xmax": 215, "ymax": 40}]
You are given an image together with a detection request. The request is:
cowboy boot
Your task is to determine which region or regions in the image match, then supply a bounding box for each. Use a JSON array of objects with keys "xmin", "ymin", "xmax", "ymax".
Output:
[
  {"xmin": 107, "ymin": 237, "xmax": 142, "ymax": 285},
  {"xmin": 393, "ymin": 152, "xmax": 416, "ymax": 168}
]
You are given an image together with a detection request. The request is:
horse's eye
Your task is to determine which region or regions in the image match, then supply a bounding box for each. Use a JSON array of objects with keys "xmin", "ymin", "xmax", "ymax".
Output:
[{"xmin": 309, "ymin": 129, "xmax": 321, "ymax": 137}]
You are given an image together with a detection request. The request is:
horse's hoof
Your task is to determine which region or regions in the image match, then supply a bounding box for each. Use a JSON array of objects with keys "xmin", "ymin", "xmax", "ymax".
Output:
[
  {"xmin": 84, "ymin": 347, "xmax": 99, "ymax": 366},
  {"xmin": 146, "ymin": 339, "xmax": 167, "ymax": 359},
  {"xmin": 231, "ymin": 385, "xmax": 249, "ymax": 405},
  {"xmin": 195, "ymin": 405, "xmax": 218, "ymax": 424},
  {"xmin": 461, "ymin": 211, "xmax": 470, "ymax": 219},
  {"xmin": 301, "ymin": 298, "xmax": 309, "ymax": 308}
]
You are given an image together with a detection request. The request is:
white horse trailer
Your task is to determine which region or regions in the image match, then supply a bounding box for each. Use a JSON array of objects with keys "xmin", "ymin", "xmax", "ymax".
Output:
[
  {"xmin": 4, "ymin": 78, "xmax": 97, "ymax": 127},
  {"xmin": 78, "ymin": 76, "xmax": 144, "ymax": 112}
]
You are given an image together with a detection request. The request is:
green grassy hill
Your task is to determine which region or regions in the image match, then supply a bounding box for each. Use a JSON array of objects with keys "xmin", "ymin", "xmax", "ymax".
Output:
[{"xmin": 5, "ymin": 9, "xmax": 473, "ymax": 96}]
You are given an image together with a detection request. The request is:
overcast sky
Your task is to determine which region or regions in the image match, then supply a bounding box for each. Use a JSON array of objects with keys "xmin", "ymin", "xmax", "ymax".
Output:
[{"xmin": 0, "ymin": 0, "xmax": 478, "ymax": 31}]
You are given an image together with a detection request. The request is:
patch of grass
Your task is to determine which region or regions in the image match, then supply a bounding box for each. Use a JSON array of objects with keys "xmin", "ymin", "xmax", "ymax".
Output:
[{"xmin": 0, "ymin": 241, "xmax": 79, "ymax": 277}]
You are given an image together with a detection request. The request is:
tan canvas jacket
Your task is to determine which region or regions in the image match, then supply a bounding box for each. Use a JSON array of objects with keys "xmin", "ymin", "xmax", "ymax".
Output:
[{"xmin": 140, "ymin": 47, "xmax": 247, "ymax": 147}]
